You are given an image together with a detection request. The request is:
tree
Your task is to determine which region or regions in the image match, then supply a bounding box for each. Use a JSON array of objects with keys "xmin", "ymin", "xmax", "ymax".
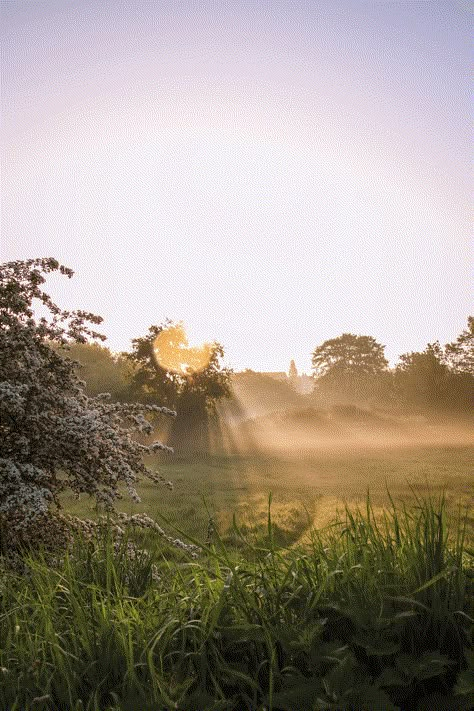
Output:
[
  {"xmin": 395, "ymin": 334, "xmax": 473, "ymax": 414},
  {"xmin": 0, "ymin": 258, "xmax": 177, "ymax": 543},
  {"xmin": 443, "ymin": 318, "xmax": 474, "ymax": 412},
  {"xmin": 127, "ymin": 322, "xmax": 233, "ymax": 452},
  {"xmin": 394, "ymin": 342, "xmax": 450, "ymax": 411},
  {"xmin": 444, "ymin": 316, "xmax": 474, "ymax": 375},
  {"xmin": 58, "ymin": 342, "xmax": 134, "ymax": 401},
  {"xmin": 124, "ymin": 321, "xmax": 183, "ymax": 408},
  {"xmin": 311, "ymin": 333, "xmax": 388, "ymax": 403}
]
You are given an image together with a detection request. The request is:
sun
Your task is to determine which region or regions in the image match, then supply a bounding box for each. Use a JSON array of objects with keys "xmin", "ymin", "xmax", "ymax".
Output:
[{"xmin": 153, "ymin": 323, "xmax": 213, "ymax": 375}]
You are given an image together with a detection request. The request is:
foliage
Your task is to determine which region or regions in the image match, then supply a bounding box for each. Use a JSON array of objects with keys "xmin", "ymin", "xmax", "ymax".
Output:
[
  {"xmin": 312, "ymin": 334, "xmax": 388, "ymax": 378},
  {"xmin": 445, "ymin": 317, "xmax": 474, "ymax": 375},
  {"xmin": 125, "ymin": 321, "xmax": 184, "ymax": 408},
  {"xmin": 127, "ymin": 321, "xmax": 233, "ymax": 418},
  {"xmin": 51, "ymin": 318, "xmax": 473, "ymax": 422},
  {"xmin": 441, "ymin": 317, "xmax": 474, "ymax": 413},
  {"xmin": 0, "ymin": 258, "xmax": 176, "ymax": 542},
  {"xmin": 126, "ymin": 322, "xmax": 233, "ymax": 452},
  {"xmin": 395, "ymin": 343, "xmax": 450, "ymax": 410},
  {"xmin": 312, "ymin": 333, "xmax": 389, "ymax": 404},
  {"xmin": 61, "ymin": 342, "xmax": 134, "ymax": 401},
  {"xmin": 395, "ymin": 338, "xmax": 473, "ymax": 413},
  {"xmin": 0, "ymin": 494, "xmax": 472, "ymax": 710},
  {"xmin": 309, "ymin": 324, "xmax": 473, "ymax": 413}
]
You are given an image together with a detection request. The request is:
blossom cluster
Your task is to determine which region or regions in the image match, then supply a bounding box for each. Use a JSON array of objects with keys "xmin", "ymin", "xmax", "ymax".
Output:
[{"xmin": 0, "ymin": 258, "xmax": 182, "ymax": 547}]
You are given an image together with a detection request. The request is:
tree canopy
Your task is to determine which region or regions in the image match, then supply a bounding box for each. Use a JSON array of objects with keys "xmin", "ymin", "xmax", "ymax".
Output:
[
  {"xmin": 394, "ymin": 342, "xmax": 450, "ymax": 411},
  {"xmin": 311, "ymin": 333, "xmax": 388, "ymax": 403},
  {"xmin": 0, "ymin": 258, "xmax": 176, "ymax": 538},
  {"xmin": 394, "ymin": 327, "xmax": 474, "ymax": 413},
  {"xmin": 444, "ymin": 316, "xmax": 474, "ymax": 375},
  {"xmin": 312, "ymin": 334, "xmax": 388, "ymax": 378},
  {"xmin": 127, "ymin": 321, "xmax": 232, "ymax": 416},
  {"xmin": 126, "ymin": 322, "xmax": 233, "ymax": 452},
  {"xmin": 60, "ymin": 341, "xmax": 134, "ymax": 401}
]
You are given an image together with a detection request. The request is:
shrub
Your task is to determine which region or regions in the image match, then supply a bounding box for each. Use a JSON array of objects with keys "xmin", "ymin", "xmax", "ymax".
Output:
[{"xmin": 0, "ymin": 258, "xmax": 181, "ymax": 553}]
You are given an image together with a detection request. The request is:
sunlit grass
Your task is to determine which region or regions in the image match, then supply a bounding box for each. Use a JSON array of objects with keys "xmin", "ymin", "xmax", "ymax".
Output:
[
  {"xmin": 1, "ymin": 494, "xmax": 472, "ymax": 710},
  {"xmin": 60, "ymin": 444, "xmax": 474, "ymax": 547}
]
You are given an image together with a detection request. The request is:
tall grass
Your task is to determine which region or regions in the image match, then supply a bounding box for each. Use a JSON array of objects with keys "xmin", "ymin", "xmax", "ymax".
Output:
[{"xmin": 1, "ymin": 494, "xmax": 472, "ymax": 711}]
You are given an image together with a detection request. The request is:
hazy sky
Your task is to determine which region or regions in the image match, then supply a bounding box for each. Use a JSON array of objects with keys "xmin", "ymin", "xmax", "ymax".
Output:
[{"xmin": 2, "ymin": 0, "xmax": 471, "ymax": 373}]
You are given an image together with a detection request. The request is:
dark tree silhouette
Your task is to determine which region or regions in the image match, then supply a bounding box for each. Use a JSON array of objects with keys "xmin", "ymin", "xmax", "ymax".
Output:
[
  {"xmin": 127, "ymin": 321, "xmax": 233, "ymax": 452},
  {"xmin": 444, "ymin": 316, "xmax": 474, "ymax": 375},
  {"xmin": 311, "ymin": 333, "xmax": 388, "ymax": 403},
  {"xmin": 125, "ymin": 321, "xmax": 183, "ymax": 409}
]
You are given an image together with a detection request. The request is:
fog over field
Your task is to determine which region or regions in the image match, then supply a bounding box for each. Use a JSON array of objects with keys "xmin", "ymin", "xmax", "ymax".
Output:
[
  {"xmin": 234, "ymin": 409, "xmax": 474, "ymax": 454},
  {"xmin": 191, "ymin": 375, "xmax": 474, "ymax": 458}
]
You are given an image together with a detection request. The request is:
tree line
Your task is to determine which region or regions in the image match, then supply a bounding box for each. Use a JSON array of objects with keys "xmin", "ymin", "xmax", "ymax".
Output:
[
  {"xmin": 310, "ymin": 327, "xmax": 473, "ymax": 413},
  {"xmin": 68, "ymin": 319, "xmax": 473, "ymax": 417},
  {"xmin": 0, "ymin": 258, "xmax": 471, "ymax": 542}
]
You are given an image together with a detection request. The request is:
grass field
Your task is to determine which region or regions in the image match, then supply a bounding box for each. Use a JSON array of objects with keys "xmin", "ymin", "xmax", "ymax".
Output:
[
  {"xmin": 61, "ymin": 440, "xmax": 474, "ymax": 548},
  {"xmin": 6, "ymin": 424, "xmax": 474, "ymax": 710},
  {"xmin": 4, "ymin": 474, "xmax": 473, "ymax": 711}
]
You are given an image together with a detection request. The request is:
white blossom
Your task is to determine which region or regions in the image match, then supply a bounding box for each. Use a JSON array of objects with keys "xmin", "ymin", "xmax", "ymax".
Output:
[{"xmin": 0, "ymin": 258, "xmax": 182, "ymax": 545}]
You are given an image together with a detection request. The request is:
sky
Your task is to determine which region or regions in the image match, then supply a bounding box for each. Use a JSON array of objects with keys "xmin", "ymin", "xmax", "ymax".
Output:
[{"xmin": 1, "ymin": 0, "xmax": 471, "ymax": 373}]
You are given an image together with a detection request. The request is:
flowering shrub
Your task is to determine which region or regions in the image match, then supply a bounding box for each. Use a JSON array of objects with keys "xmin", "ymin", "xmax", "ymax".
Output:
[{"xmin": 0, "ymin": 258, "xmax": 185, "ymax": 551}]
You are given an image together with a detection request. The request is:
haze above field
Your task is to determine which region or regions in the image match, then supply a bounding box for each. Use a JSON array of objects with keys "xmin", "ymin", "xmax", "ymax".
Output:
[{"xmin": 2, "ymin": 0, "xmax": 470, "ymax": 372}]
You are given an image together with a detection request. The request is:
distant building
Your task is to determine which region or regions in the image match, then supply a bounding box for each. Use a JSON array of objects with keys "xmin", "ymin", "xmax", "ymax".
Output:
[
  {"xmin": 288, "ymin": 360, "xmax": 298, "ymax": 381},
  {"xmin": 261, "ymin": 369, "xmax": 314, "ymax": 394},
  {"xmin": 297, "ymin": 373, "xmax": 314, "ymax": 394}
]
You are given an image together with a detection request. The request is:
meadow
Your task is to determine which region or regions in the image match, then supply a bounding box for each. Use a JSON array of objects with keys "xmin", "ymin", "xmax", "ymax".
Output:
[
  {"xmin": 3, "ymin": 416, "xmax": 473, "ymax": 710},
  {"xmin": 61, "ymin": 422, "xmax": 474, "ymax": 550},
  {"xmin": 2, "ymin": 481, "xmax": 473, "ymax": 711}
]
